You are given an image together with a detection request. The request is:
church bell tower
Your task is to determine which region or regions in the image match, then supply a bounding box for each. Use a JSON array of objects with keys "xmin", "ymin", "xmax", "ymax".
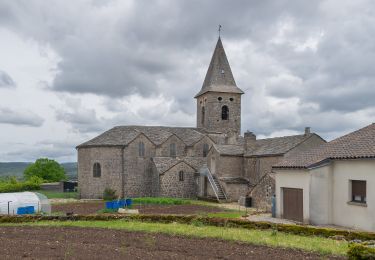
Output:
[{"xmin": 195, "ymin": 37, "xmax": 244, "ymax": 137}]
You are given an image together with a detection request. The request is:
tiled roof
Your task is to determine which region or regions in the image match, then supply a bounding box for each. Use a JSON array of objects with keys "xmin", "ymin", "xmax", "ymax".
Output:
[
  {"xmin": 274, "ymin": 123, "xmax": 375, "ymax": 168},
  {"xmin": 195, "ymin": 37, "xmax": 244, "ymax": 98},
  {"xmin": 245, "ymin": 134, "xmax": 317, "ymax": 157},
  {"xmin": 77, "ymin": 126, "xmax": 211, "ymax": 148},
  {"xmin": 152, "ymin": 157, "xmax": 206, "ymax": 174},
  {"xmin": 214, "ymin": 144, "xmax": 244, "ymax": 156}
]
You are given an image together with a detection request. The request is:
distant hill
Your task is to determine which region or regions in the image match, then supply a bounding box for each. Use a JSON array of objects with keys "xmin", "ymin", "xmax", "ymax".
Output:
[{"xmin": 0, "ymin": 162, "xmax": 77, "ymax": 180}]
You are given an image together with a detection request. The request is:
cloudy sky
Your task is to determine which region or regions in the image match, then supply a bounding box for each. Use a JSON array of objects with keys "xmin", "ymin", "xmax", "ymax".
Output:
[{"xmin": 0, "ymin": 0, "xmax": 374, "ymax": 162}]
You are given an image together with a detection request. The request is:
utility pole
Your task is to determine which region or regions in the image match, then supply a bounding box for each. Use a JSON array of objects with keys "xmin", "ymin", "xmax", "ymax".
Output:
[{"xmin": 7, "ymin": 201, "xmax": 12, "ymax": 215}]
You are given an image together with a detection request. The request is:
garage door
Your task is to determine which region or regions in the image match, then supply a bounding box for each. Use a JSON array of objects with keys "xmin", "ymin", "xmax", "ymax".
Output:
[{"xmin": 282, "ymin": 188, "xmax": 303, "ymax": 222}]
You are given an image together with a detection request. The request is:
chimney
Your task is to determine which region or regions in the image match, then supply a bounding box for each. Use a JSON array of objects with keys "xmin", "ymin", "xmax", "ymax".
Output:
[
  {"xmin": 304, "ymin": 127, "xmax": 311, "ymax": 135},
  {"xmin": 244, "ymin": 130, "xmax": 256, "ymax": 151}
]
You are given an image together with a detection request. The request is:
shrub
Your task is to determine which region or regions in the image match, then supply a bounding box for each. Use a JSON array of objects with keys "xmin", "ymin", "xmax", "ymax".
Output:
[
  {"xmin": 348, "ymin": 243, "xmax": 375, "ymax": 259},
  {"xmin": 103, "ymin": 188, "xmax": 117, "ymax": 201},
  {"xmin": 0, "ymin": 176, "xmax": 41, "ymax": 193}
]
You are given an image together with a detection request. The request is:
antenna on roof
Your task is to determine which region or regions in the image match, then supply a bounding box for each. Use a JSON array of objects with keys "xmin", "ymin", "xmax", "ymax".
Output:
[{"xmin": 218, "ymin": 24, "xmax": 222, "ymax": 38}]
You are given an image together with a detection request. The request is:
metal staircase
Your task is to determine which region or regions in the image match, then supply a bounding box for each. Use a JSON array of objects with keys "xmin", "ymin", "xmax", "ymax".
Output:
[{"xmin": 200, "ymin": 165, "xmax": 227, "ymax": 202}]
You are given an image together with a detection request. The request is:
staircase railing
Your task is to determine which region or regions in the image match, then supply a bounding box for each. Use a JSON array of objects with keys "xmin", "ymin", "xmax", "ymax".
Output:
[{"xmin": 200, "ymin": 165, "xmax": 227, "ymax": 201}]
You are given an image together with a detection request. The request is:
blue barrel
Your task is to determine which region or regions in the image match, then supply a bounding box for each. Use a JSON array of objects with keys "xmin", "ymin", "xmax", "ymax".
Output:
[
  {"xmin": 126, "ymin": 199, "xmax": 132, "ymax": 208},
  {"xmin": 17, "ymin": 206, "xmax": 35, "ymax": 215}
]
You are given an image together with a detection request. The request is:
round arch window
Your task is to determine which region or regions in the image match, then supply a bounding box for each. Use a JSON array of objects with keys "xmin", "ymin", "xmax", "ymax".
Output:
[{"xmin": 218, "ymin": 97, "xmax": 222, "ymax": 101}]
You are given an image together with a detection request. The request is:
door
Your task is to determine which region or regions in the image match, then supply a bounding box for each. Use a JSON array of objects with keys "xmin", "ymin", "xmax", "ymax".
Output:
[{"xmin": 282, "ymin": 188, "xmax": 303, "ymax": 222}]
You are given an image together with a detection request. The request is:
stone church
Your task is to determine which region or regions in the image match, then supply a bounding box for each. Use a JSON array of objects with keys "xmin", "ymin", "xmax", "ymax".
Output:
[{"xmin": 77, "ymin": 37, "xmax": 325, "ymax": 210}]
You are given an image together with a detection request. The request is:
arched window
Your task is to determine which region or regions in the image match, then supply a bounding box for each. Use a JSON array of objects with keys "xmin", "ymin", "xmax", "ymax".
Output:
[
  {"xmin": 93, "ymin": 162, "xmax": 101, "ymax": 178},
  {"xmin": 203, "ymin": 143, "xmax": 209, "ymax": 157},
  {"xmin": 201, "ymin": 106, "xmax": 205, "ymax": 125},
  {"xmin": 179, "ymin": 170, "xmax": 184, "ymax": 181},
  {"xmin": 138, "ymin": 142, "xmax": 145, "ymax": 157},
  {"xmin": 170, "ymin": 143, "xmax": 176, "ymax": 157},
  {"xmin": 221, "ymin": 105, "xmax": 229, "ymax": 120}
]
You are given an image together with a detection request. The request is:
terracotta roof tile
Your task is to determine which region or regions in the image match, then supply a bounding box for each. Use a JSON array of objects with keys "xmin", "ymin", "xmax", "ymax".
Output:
[{"xmin": 274, "ymin": 123, "xmax": 375, "ymax": 168}]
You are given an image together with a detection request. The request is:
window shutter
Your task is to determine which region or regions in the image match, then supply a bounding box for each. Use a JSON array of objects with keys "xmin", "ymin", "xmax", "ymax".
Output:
[{"xmin": 352, "ymin": 180, "xmax": 366, "ymax": 197}]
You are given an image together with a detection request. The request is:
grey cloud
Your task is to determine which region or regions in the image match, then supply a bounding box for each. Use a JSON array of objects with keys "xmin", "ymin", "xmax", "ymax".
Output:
[
  {"xmin": 0, "ymin": 70, "xmax": 15, "ymax": 88},
  {"xmin": 0, "ymin": 108, "xmax": 44, "ymax": 127},
  {"xmin": 4, "ymin": 140, "xmax": 77, "ymax": 162},
  {"xmin": 1, "ymin": 0, "xmax": 374, "ymax": 142}
]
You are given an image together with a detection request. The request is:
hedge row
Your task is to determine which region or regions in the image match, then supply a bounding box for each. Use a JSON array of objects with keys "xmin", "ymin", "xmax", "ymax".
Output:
[
  {"xmin": 0, "ymin": 181, "xmax": 40, "ymax": 193},
  {"xmin": 347, "ymin": 243, "xmax": 375, "ymax": 259},
  {"xmin": 1, "ymin": 214, "xmax": 374, "ymax": 241}
]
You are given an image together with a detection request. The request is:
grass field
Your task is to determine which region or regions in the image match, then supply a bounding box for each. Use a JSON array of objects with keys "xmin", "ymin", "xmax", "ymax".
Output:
[
  {"xmin": 36, "ymin": 190, "xmax": 78, "ymax": 199},
  {"xmin": 3, "ymin": 220, "xmax": 348, "ymax": 256}
]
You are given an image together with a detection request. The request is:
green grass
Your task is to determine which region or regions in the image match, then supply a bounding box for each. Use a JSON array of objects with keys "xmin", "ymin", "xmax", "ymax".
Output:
[
  {"xmin": 36, "ymin": 190, "xmax": 78, "ymax": 199},
  {"xmin": 3, "ymin": 220, "xmax": 348, "ymax": 256}
]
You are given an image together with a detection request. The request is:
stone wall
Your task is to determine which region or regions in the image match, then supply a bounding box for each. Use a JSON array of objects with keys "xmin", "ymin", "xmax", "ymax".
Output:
[
  {"xmin": 196, "ymin": 92, "xmax": 242, "ymax": 136},
  {"xmin": 123, "ymin": 134, "xmax": 156, "ymax": 197},
  {"xmin": 249, "ymin": 173, "xmax": 275, "ymax": 211},
  {"xmin": 156, "ymin": 135, "xmax": 186, "ymax": 157},
  {"xmin": 188, "ymin": 136, "xmax": 213, "ymax": 157},
  {"xmin": 159, "ymin": 162, "xmax": 198, "ymax": 198},
  {"xmin": 208, "ymin": 150, "xmax": 243, "ymax": 178},
  {"xmin": 78, "ymin": 147, "xmax": 123, "ymax": 199},
  {"xmin": 221, "ymin": 182, "xmax": 249, "ymax": 202}
]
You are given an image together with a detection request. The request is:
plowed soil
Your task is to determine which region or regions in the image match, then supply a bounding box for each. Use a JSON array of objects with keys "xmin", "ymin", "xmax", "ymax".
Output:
[
  {"xmin": 52, "ymin": 202, "xmax": 227, "ymax": 215},
  {"xmin": 0, "ymin": 226, "xmax": 342, "ymax": 259}
]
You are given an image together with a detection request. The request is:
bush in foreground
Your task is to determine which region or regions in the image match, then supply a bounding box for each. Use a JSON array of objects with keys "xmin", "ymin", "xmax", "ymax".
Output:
[{"xmin": 348, "ymin": 243, "xmax": 375, "ymax": 260}]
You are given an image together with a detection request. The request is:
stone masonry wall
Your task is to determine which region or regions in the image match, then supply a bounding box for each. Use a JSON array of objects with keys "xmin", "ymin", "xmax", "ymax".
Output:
[
  {"xmin": 249, "ymin": 173, "xmax": 275, "ymax": 211},
  {"xmin": 221, "ymin": 182, "xmax": 249, "ymax": 202},
  {"xmin": 156, "ymin": 135, "xmax": 186, "ymax": 157},
  {"xmin": 188, "ymin": 136, "xmax": 214, "ymax": 157},
  {"xmin": 216, "ymin": 155, "xmax": 243, "ymax": 178},
  {"xmin": 78, "ymin": 147, "xmax": 123, "ymax": 199},
  {"xmin": 123, "ymin": 134, "xmax": 156, "ymax": 197},
  {"xmin": 159, "ymin": 162, "xmax": 198, "ymax": 198},
  {"xmin": 196, "ymin": 92, "xmax": 242, "ymax": 136}
]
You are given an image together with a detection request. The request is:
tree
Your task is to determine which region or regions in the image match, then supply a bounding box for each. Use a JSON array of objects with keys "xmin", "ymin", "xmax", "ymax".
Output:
[{"xmin": 24, "ymin": 158, "xmax": 67, "ymax": 183}]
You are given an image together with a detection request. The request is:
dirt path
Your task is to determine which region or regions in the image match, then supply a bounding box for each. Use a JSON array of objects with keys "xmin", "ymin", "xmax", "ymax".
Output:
[
  {"xmin": 52, "ymin": 202, "xmax": 227, "ymax": 215},
  {"xmin": 0, "ymin": 226, "xmax": 342, "ymax": 259}
]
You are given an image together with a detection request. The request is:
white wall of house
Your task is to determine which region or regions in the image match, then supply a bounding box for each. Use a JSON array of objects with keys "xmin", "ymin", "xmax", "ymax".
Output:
[
  {"xmin": 309, "ymin": 165, "xmax": 333, "ymax": 225},
  {"xmin": 275, "ymin": 169, "xmax": 310, "ymax": 223},
  {"xmin": 274, "ymin": 159, "xmax": 375, "ymax": 232},
  {"xmin": 331, "ymin": 159, "xmax": 375, "ymax": 232}
]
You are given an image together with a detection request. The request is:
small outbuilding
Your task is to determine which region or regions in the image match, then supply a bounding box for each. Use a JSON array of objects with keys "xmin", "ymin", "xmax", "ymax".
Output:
[
  {"xmin": 273, "ymin": 123, "xmax": 375, "ymax": 232},
  {"xmin": 0, "ymin": 192, "xmax": 51, "ymax": 215}
]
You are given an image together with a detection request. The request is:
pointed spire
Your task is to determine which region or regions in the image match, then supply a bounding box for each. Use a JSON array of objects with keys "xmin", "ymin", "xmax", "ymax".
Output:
[{"xmin": 195, "ymin": 37, "xmax": 244, "ymax": 98}]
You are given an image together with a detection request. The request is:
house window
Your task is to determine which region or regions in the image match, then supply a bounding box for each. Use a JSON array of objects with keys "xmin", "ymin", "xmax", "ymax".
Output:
[
  {"xmin": 138, "ymin": 142, "xmax": 145, "ymax": 157},
  {"xmin": 93, "ymin": 163, "xmax": 101, "ymax": 178},
  {"xmin": 179, "ymin": 171, "xmax": 184, "ymax": 181},
  {"xmin": 351, "ymin": 180, "xmax": 366, "ymax": 203},
  {"xmin": 221, "ymin": 105, "xmax": 229, "ymax": 120},
  {"xmin": 203, "ymin": 143, "xmax": 209, "ymax": 157},
  {"xmin": 170, "ymin": 143, "xmax": 176, "ymax": 157}
]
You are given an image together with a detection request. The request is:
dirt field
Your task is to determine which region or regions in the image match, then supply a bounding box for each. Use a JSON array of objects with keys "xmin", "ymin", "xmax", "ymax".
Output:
[
  {"xmin": 0, "ymin": 226, "xmax": 342, "ymax": 259},
  {"xmin": 52, "ymin": 202, "xmax": 228, "ymax": 215}
]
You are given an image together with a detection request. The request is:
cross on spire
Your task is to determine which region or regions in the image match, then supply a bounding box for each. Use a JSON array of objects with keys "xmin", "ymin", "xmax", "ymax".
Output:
[{"xmin": 218, "ymin": 25, "xmax": 222, "ymax": 37}]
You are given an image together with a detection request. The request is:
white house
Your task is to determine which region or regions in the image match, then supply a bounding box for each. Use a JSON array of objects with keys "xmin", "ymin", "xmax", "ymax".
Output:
[{"xmin": 272, "ymin": 123, "xmax": 375, "ymax": 232}]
